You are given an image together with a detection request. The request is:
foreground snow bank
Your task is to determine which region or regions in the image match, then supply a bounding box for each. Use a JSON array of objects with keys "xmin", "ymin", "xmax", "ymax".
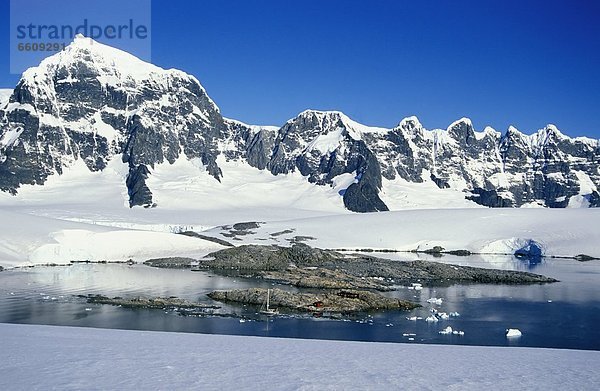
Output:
[{"xmin": 1, "ymin": 323, "xmax": 598, "ymax": 390}]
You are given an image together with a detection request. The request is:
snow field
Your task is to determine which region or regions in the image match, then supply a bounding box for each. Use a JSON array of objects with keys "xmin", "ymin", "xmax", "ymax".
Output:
[{"xmin": 1, "ymin": 323, "xmax": 598, "ymax": 391}]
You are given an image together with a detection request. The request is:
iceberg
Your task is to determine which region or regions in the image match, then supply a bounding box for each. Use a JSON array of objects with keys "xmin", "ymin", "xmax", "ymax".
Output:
[{"xmin": 439, "ymin": 326, "xmax": 453, "ymax": 335}]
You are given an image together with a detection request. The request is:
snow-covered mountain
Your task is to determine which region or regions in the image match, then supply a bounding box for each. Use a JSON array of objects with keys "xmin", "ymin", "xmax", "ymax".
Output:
[{"xmin": 1, "ymin": 35, "xmax": 599, "ymax": 212}]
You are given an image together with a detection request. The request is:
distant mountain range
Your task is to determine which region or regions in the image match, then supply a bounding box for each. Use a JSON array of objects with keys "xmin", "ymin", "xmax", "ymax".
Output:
[{"xmin": 1, "ymin": 35, "xmax": 599, "ymax": 212}]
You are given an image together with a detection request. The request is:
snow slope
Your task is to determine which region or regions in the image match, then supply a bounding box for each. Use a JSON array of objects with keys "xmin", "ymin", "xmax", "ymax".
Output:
[
  {"xmin": 1, "ymin": 174, "xmax": 599, "ymax": 268},
  {"xmin": 1, "ymin": 323, "xmax": 598, "ymax": 390},
  {"xmin": 0, "ymin": 89, "xmax": 11, "ymax": 107},
  {"xmin": 202, "ymin": 208, "xmax": 600, "ymax": 258},
  {"xmin": 0, "ymin": 209, "xmax": 225, "ymax": 269},
  {"xmin": 0, "ymin": 153, "xmax": 348, "ymax": 268},
  {"xmin": 1, "ymin": 147, "xmax": 598, "ymax": 267}
]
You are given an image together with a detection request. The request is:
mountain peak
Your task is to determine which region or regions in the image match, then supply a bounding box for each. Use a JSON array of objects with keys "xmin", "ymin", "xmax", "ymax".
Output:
[
  {"xmin": 447, "ymin": 117, "xmax": 473, "ymax": 131},
  {"xmin": 37, "ymin": 35, "xmax": 154, "ymax": 75},
  {"xmin": 397, "ymin": 116, "xmax": 422, "ymax": 130},
  {"xmin": 20, "ymin": 35, "xmax": 198, "ymax": 92}
]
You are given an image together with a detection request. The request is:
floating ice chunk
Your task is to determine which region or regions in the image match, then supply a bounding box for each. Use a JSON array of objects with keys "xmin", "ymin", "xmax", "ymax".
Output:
[
  {"xmin": 425, "ymin": 315, "xmax": 439, "ymax": 323},
  {"xmin": 406, "ymin": 316, "xmax": 418, "ymax": 321},
  {"xmin": 85, "ymin": 308, "xmax": 92, "ymax": 311},
  {"xmin": 239, "ymin": 319, "xmax": 246, "ymax": 323},
  {"xmin": 439, "ymin": 326, "xmax": 453, "ymax": 335},
  {"xmin": 411, "ymin": 283, "xmax": 423, "ymax": 290},
  {"xmin": 402, "ymin": 333, "xmax": 416, "ymax": 337},
  {"xmin": 427, "ymin": 297, "xmax": 443, "ymax": 305},
  {"xmin": 438, "ymin": 312, "xmax": 450, "ymax": 320},
  {"xmin": 452, "ymin": 330, "xmax": 465, "ymax": 336},
  {"xmin": 449, "ymin": 312, "xmax": 460, "ymax": 317},
  {"xmin": 506, "ymin": 328, "xmax": 522, "ymax": 338},
  {"xmin": 408, "ymin": 338, "xmax": 415, "ymax": 341}
]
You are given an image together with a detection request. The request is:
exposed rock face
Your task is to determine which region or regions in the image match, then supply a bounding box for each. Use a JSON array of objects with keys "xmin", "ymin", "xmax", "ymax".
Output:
[
  {"xmin": 1, "ymin": 36, "xmax": 599, "ymax": 211},
  {"xmin": 207, "ymin": 288, "xmax": 419, "ymax": 313},
  {"xmin": 201, "ymin": 243, "xmax": 558, "ymax": 285},
  {"xmin": 200, "ymin": 243, "xmax": 339, "ymax": 271},
  {"xmin": 85, "ymin": 294, "xmax": 220, "ymax": 310},
  {"xmin": 0, "ymin": 35, "xmax": 224, "ymax": 207}
]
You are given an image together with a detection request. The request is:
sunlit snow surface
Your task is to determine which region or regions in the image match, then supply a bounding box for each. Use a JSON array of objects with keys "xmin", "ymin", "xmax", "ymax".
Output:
[
  {"xmin": 1, "ymin": 151, "xmax": 600, "ymax": 268},
  {"xmin": 1, "ymin": 323, "xmax": 598, "ymax": 390},
  {"xmin": 0, "ymin": 89, "xmax": 11, "ymax": 106}
]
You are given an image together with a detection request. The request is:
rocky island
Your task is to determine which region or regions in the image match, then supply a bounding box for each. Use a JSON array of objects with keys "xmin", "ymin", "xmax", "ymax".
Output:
[
  {"xmin": 207, "ymin": 288, "xmax": 419, "ymax": 313},
  {"xmin": 84, "ymin": 294, "xmax": 220, "ymax": 311},
  {"xmin": 196, "ymin": 243, "xmax": 558, "ymax": 290}
]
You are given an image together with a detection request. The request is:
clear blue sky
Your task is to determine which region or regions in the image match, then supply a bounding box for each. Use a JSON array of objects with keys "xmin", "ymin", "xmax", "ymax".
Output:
[{"xmin": 1, "ymin": 0, "xmax": 599, "ymax": 138}]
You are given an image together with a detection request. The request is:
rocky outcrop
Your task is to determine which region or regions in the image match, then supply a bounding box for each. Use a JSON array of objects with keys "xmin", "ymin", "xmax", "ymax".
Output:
[
  {"xmin": 143, "ymin": 257, "xmax": 196, "ymax": 268},
  {"xmin": 84, "ymin": 294, "xmax": 220, "ymax": 310},
  {"xmin": 207, "ymin": 288, "xmax": 419, "ymax": 313},
  {"xmin": 263, "ymin": 267, "xmax": 395, "ymax": 291},
  {"xmin": 199, "ymin": 243, "xmax": 339, "ymax": 271},
  {"xmin": 200, "ymin": 243, "xmax": 558, "ymax": 286}
]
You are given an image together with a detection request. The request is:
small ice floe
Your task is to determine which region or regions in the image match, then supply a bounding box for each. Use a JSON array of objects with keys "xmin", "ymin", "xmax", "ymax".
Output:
[
  {"xmin": 402, "ymin": 333, "xmax": 416, "ymax": 337},
  {"xmin": 425, "ymin": 315, "xmax": 439, "ymax": 323},
  {"xmin": 406, "ymin": 316, "xmax": 422, "ymax": 321},
  {"xmin": 438, "ymin": 312, "xmax": 450, "ymax": 320},
  {"xmin": 430, "ymin": 308, "xmax": 438, "ymax": 315},
  {"xmin": 449, "ymin": 312, "xmax": 460, "ymax": 317},
  {"xmin": 41, "ymin": 296, "xmax": 51, "ymax": 300},
  {"xmin": 409, "ymin": 283, "xmax": 423, "ymax": 291},
  {"xmin": 85, "ymin": 308, "xmax": 92, "ymax": 311},
  {"xmin": 452, "ymin": 330, "xmax": 465, "ymax": 336},
  {"xmin": 547, "ymin": 300, "xmax": 553, "ymax": 303},
  {"xmin": 439, "ymin": 326, "xmax": 453, "ymax": 335},
  {"xmin": 239, "ymin": 319, "xmax": 246, "ymax": 323},
  {"xmin": 426, "ymin": 297, "xmax": 443, "ymax": 305},
  {"xmin": 506, "ymin": 328, "xmax": 522, "ymax": 338},
  {"xmin": 385, "ymin": 323, "xmax": 394, "ymax": 327},
  {"xmin": 408, "ymin": 338, "xmax": 415, "ymax": 341}
]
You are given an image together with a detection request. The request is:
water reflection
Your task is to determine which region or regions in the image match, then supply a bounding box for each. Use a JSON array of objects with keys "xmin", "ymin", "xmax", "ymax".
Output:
[{"xmin": 1, "ymin": 257, "xmax": 599, "ymax": 350}]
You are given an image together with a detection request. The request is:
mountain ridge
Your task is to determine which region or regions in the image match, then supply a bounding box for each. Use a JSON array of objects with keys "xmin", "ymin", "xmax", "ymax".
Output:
[{"xmin": 1, "ymin": 36, "xmax": 599, "ymax": 211}]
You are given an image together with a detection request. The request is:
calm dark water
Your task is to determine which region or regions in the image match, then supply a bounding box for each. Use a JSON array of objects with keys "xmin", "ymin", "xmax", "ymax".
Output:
[{"xmin": 1, "ymin": 254, "xmax": 599, "ymax": 350}]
